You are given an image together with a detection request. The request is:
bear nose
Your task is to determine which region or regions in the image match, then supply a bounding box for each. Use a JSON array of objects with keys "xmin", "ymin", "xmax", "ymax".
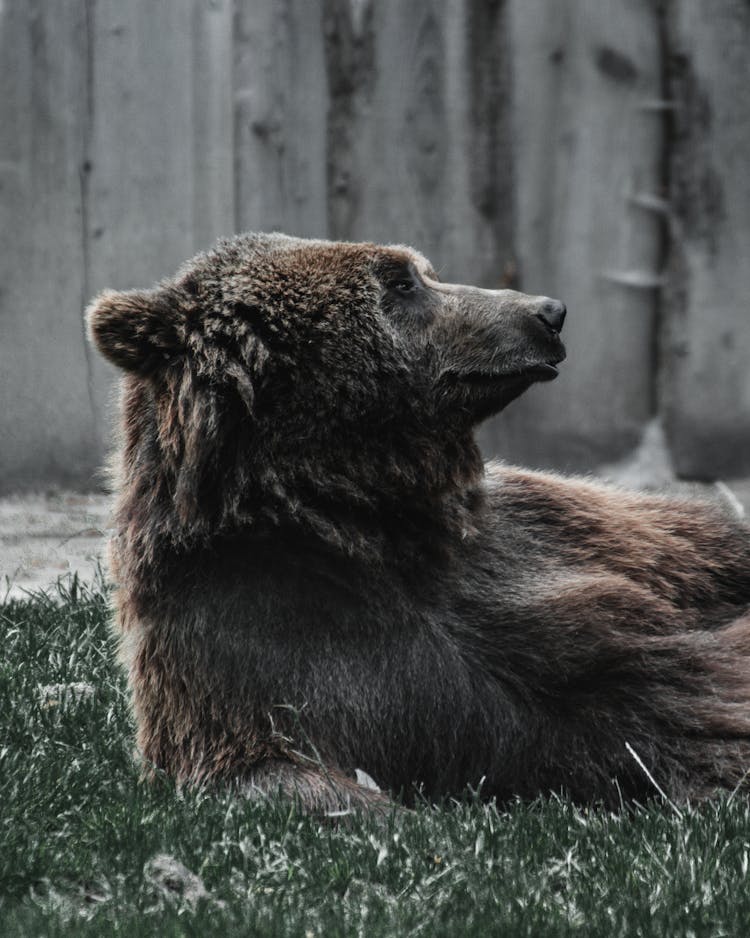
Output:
[{"xmin": 535, "ymin": 299, "xmax": 567, "ymax": 335}]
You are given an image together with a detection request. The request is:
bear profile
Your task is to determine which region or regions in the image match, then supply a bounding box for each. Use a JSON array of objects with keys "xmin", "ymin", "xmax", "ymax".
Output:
[{"xmin": 87, "ymin": 233, "xmax": 750, "ymax": 812}]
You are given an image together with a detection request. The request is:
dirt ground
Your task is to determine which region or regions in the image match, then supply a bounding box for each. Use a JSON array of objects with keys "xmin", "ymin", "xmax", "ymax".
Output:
[{"xmin": 1, "ymin": 491, "xmax": 111, "ymax": 600}]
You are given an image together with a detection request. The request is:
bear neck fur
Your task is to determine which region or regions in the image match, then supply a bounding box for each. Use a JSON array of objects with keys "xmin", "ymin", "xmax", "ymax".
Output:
[{"xmin": 110, "ymin": 372, "xmax": 488, "ymax": 599}]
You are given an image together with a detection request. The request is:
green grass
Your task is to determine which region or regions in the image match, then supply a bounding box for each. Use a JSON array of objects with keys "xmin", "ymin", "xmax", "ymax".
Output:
[{"xmin": 2, "ymin": 579, "xmax": 750, "ymax": 936}]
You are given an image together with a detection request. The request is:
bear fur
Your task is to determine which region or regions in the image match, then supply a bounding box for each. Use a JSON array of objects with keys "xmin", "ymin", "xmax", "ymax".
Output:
[{"xmin": 87, "ymin": 233, "xmax": 750, "ymax": 812}]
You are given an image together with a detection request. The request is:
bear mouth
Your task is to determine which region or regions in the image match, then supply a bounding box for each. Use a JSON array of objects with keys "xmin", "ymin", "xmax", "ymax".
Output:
[
  {"xmin": 439, "ymin": 355, "xmax": 565, "ymax": 418},
  {"xmin": 456, "ymin": 362, "xmax": 561, "ymax": 384}
]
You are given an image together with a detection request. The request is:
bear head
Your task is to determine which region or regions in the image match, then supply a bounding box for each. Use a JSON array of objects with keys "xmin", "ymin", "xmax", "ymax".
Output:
[{"xmin": 86, "ymin": 234, "xmax": 565, "ymax": 550}]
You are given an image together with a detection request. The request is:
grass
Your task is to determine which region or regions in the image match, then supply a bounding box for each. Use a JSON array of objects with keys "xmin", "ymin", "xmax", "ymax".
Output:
[{"xmin": 2, "ymin": 579, "xmax": 750, "ymax": 936}]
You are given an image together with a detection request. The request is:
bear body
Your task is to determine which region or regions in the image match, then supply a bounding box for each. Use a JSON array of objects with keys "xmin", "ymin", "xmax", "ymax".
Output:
[{"xmin": 88, "ymin": 233, "xmax": 750, "ymax": 811}]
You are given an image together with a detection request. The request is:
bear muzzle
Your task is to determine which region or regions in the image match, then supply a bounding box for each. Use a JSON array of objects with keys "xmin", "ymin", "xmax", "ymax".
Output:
[{"xmin": 428, "ymin": 285, "xmax": 567, "ymax": 420}]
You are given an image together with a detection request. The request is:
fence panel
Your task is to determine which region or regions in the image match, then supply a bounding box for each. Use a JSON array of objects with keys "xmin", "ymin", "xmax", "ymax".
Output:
[
  {"xmin": 85, "ymin": 0, "xmax": 235, "ymax": 471},
  {"xmin": 0, "ymin": 1, "xmax": 99, "ymax": 491},
  {"xmin": 322, "ymin": 0, "xmax": 516, "ymax": 287},
  {"xmin": 0, "ymin": 0, "xmax": 748, "ymax": 491},
  {"xmin": 234, "ymin": 0, "xmax": 329, "ymax": 237},
  {"xmin": 482, "ymin": 0, "xmax": 664, "ymax": 472},
  {"xmin": 662, "ymin": 0, "xmax": 750, "ymax": 478}
]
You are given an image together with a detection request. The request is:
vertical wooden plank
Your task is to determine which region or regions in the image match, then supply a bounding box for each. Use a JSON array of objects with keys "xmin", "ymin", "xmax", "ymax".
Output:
[
  {"xmin": 322, "ymin": 0, "xmax": 516, "ymax": 286},
  {"xmin": 460, "ymin": 0, "xmax": 517, "ymax": 287},
  {"xmin": 86, "ymin": 0, "xmax": 235, "ymax": 461},
  {"xmin": 324, "ymin": 0, "xmax": 446, "ymax": 250},
  {"xmin": 234, "ymin": 0, "xmax": 328, "ymax": 237},
  {"xmin": 483, "ymin": 0, "xmax": 664, "ymax": 471},
  {"xmin": 192, "ymin": 0, "xmax": 235, "ymax": 250},
  {"xmin": 662, "ymin": 0, "xmax": 750, "ymax": 478},
  {"xmin": 323, "ymin": 0, "xmax": 378, "ymax": 244},
  {"xmin": 84, "ymin": 0, "xmax": 195, "ymax": 467},
  {"xmin": 86, "ymin": 1, "xmax": 196, "ymax": 291},
  {"xmin": 0, "ymin": 0, "xmax": 99, "ymax": 493}
]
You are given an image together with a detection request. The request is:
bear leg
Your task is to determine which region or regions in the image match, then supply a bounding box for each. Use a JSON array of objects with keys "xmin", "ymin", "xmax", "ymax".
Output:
[{"xmin": 240, "ymin": 759, "xmax": 397, "ymax": 816}]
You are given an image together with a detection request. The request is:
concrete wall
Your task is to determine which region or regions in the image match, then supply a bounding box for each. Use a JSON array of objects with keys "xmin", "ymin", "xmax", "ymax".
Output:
[{"xmin": 1, "ymin": 0, "xmax": 749, "ymax": 493}]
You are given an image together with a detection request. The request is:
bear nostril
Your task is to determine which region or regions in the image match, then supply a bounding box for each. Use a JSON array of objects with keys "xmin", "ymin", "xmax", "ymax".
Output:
[{"xmin": 536, "ymin": 300, "xmax": 567, "ymax": 335}]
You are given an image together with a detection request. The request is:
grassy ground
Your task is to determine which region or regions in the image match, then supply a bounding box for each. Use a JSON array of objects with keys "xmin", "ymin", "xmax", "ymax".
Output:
[{"xmin": 2, "ymin": 581, "xmax": 750, "ymax": 937}]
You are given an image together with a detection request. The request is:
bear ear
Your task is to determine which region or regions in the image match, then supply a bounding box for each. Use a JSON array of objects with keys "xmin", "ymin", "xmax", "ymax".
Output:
[{"xmin": 85, "ymin": 287, "xmax": 184, "ymax": 374}]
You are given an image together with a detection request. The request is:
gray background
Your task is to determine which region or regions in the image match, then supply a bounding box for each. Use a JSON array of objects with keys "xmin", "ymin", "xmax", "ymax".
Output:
[{"xmin": 1, "ymin": 0, "xmax": 749, "ymax": 494}]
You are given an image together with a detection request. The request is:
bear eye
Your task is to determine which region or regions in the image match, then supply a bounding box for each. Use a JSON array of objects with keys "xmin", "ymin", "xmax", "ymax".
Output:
[{"xmin": 385, "ymin": 270, "xmax": 420, "ymax": 295}]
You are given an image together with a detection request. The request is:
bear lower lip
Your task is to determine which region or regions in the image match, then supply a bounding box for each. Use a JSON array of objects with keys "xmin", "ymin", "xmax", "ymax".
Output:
[
  {"xmin": 523, "ymin": 363, "xmax": 559, "ymax": 381},
  {"xmin": 455, "ymin": 363, "xmax": 559, "ymax": 384}
]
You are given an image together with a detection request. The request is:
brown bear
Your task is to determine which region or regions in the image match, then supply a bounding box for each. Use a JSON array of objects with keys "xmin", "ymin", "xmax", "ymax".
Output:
[{"xmin": 87, "ymin": 233, "xmax": 750, "ymax": 812}]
